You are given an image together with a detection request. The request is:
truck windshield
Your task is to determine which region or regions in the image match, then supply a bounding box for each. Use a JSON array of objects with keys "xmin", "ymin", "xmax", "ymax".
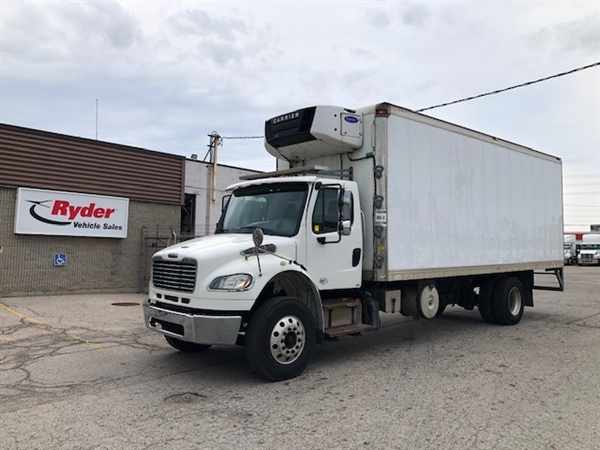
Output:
[
  {"xmin": 218, "ymin": 182, "xmax": 308, "ymax": 237},
  {"xmin": 581, "ymin": 244, "xmax": 600, "ymax": 250}
]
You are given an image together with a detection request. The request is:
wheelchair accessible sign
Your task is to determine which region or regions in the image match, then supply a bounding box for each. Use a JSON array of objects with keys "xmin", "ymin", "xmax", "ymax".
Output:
[{"xmin": 53, "ymin": 253, "xmax": 67, "ymax": 267}]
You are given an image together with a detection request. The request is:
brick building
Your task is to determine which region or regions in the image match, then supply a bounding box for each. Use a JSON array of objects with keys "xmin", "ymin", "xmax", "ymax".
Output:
[
  {"xmin": 0, "ymin": 123, "xmax": 185, "ymax": 297},
  {"xmin": 0, "ymin": 123, "xmax": 262, "ymax": 297}
]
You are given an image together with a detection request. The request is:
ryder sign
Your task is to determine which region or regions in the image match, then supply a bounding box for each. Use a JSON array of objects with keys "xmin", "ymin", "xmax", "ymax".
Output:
[{"xmin": 15, "ymin": 188, "xmax": 129, "ymax": 238}]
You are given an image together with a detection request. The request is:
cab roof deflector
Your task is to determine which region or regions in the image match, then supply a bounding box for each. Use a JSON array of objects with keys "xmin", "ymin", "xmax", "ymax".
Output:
[{"xmin": 239, "ymin": 165, "xmax": 353, "ymax": 181}]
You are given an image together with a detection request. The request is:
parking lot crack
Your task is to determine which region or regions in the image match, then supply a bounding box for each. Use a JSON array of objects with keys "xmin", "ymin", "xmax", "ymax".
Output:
[{"xmin": 565, "ymin": 311, "xmax": 600, "ymax": 325}]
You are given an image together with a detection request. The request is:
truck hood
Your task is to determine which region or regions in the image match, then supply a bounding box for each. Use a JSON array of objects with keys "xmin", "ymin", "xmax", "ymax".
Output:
[
  {"xmin": 579, "ymin": 250, "xmax": 600, "ymax": 255},
  {"xmin": 152, "ymin": 233, "xmax": 297, "ymax": 280}
]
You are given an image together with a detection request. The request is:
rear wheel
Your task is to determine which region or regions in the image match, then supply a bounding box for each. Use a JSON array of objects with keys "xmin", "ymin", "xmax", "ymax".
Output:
[
  {"xmin": 245, "ymin": 296, "xmax": 316, "ymax": 381},
  {"xmin": 492, "ymin": 277, "xmax": 525, "ymax": 325},
  {"xmin": 417, "ymin": 283, "xmax": 440, "ymax": 319},
  {"xmin": 164, "ymin": 336, "xmax": 211, "ymax": 352}
]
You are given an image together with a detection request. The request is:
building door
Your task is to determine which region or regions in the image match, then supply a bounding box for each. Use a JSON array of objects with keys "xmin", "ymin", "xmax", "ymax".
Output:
[{"xmin": 181, "ymin": 193, "xmax": 196, "ymax": 237}]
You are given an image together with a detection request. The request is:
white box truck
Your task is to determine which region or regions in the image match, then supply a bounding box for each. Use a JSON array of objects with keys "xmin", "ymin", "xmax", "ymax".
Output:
[
  {"xmin": 144, "ymin": 103, "xmax": 564, "ymax": 380},
  {"xmin": 577, "ymin": 233, "xmax": 600, "ymax": 265}
]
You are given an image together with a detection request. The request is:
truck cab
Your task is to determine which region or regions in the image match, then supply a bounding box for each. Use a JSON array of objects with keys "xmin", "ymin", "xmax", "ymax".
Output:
[
  {"xmin": 577, "ymin": 234, "xmax": 600, "ymax": 265},
  {"xmin": 145, "ymin": 173, "xmax": 368, "ymax": 380},
  {"xmin": 218, "ymin": 176, "xmax": 363, "ymax": 290}
]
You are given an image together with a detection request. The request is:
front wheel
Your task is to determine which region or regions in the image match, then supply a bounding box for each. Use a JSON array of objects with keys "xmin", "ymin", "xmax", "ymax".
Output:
[
  {"xmin": 245, "ymin": 296, "xmax": 316, "ymax": 381},
  {"xmin": 165, "ymin": 336, "xmax": 211, "ymax": 352}
]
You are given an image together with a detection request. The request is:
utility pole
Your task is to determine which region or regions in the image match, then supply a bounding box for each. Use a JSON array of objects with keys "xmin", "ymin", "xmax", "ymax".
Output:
[
  {"xmin": 206, "ymin": 132, "xmax": 221, "ymax": 202},
  {"xmin": 204, "ymin": 132, "xmax": 222, "ymax": 235}
]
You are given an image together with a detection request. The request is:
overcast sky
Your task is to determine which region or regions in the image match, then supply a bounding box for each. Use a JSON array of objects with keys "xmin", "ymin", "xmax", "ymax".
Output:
[{"xmin": 0, "ymin": 0, "xmax": 599, "ymax": 229}]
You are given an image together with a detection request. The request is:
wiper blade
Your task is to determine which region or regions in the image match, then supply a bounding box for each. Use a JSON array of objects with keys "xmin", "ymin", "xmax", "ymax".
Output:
[
  {"xmin": 223, "ymin": 226, "xmax": 256, "ymax": 233},
  {"xmin": 259, "ymin": 228, "xmax": 284, "ymax": 236},
  {"xmin": 223, "ymin": 226, "xmax": 288, "ymax": 237}
]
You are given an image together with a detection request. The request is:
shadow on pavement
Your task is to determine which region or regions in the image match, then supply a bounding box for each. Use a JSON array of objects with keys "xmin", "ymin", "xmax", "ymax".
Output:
[{"xmin": 142, "ymin": 309, "xmax": 508, "ymax": 383}]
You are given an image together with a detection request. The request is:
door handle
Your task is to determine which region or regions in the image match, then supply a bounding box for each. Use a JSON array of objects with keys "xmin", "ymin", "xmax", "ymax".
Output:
[{"xmin": 352, "ymin": 248, "xmax": 361, "ymax": 267}]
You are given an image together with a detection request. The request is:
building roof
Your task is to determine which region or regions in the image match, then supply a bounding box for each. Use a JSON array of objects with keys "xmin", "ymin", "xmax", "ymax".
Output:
[
  {"xmin": 0, "ymin": 122, "xmax": 185, "ymax": 204},
  {"xmin": 0, "ymin": 122, "xmax": 184, "ymax": 161}
]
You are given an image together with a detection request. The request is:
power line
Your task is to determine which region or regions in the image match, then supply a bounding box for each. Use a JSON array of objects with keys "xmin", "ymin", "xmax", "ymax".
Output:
[
  {"xmin": 416, "ymin": 61, "xmax": 600, "ymax": 112},
  {"xmin": 221, "ymin": 135, "xmax": 264, "ymax": 140},
  {"xmin": 217, "ymin": 61, "xmax": 600, "ymax": 138}
]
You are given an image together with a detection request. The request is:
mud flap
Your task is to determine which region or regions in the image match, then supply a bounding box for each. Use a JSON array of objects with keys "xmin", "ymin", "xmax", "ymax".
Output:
[{"xmin": 362, "ymin": 293, "xmax": 382, "ymax": 328}]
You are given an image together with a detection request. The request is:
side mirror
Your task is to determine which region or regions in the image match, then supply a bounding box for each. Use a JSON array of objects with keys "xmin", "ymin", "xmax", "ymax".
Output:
[
  {"xmin": 340, "ymin": 220, "xmax": 351, "ymax": 236},
  {"xmin": 252, "ymin": 227, "xmax": 264, "ymax": 248}
]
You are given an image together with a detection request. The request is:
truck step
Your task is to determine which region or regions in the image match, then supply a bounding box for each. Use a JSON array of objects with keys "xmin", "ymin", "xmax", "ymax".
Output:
[
  {"xmin": 325, "ymin": 323, "xmax": 374, "ymax": 338},
  {"xmin": 322, "ymin": 297, "xmax": 361, "ymax": 310}
]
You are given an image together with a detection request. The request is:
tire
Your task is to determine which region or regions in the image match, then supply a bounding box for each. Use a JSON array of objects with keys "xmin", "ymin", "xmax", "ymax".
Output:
[
  {"xmin": 245, "ymin": 296, "xmax": 316, "ymax": 381},
  {"xmin": 492, "ymin": 277, "xmax": 525, "ymax": 325},
  {"xmin": 165, "ymin": 336, "xmax": 211, "ymax": 352},
  {"xmin": 417, "ymin": 282, "xmax": 440, "ymax": 319},
  {"xmin": 478, "ymin": 279, "xmax": 497, "ymax": 324}
]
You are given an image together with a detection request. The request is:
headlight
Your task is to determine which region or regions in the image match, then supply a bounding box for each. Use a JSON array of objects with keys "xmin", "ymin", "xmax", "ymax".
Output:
[{"xmin": 209, "ymin": 273, "xmax": 253, "ymax": 291}]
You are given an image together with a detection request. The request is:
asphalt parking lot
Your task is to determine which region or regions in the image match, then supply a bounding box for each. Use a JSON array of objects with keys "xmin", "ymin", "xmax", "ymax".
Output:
[{"xmin": 1, "ymin": 266, "xmax": 599, "ymax": 449}]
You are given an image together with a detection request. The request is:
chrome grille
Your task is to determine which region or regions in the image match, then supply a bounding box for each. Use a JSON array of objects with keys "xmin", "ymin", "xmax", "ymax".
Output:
[
  {"xmin": 152, "ymin": 258, "xmax": 197, "ymax": 292},
  {"xmin": 581, "ymin": 254, "xmax": 594, "ymax": 263}
]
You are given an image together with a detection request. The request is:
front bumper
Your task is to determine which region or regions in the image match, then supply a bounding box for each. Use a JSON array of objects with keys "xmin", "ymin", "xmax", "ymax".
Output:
[
  {"xmin": 143, "ymin": 303, "xmax": 242, "ymax": 345},
  {"xmin": 578, "ymin": 257, "xmax": 600, "ymax": 265}
]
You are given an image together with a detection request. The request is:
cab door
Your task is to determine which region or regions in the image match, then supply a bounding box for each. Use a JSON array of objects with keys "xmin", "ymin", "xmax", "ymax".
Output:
[{"xmin": 304, "ymin": 181, "xmax": 362, "ymax": 290}]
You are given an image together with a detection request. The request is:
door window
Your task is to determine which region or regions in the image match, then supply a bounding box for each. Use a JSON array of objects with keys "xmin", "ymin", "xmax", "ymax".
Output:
[
  {"xmin": 341, "ymin": 190, "xmax": 354, "ymax": 223},
  {"xmin": 312, "ymin": 188, "xmax": 353, "ymax": 234}
]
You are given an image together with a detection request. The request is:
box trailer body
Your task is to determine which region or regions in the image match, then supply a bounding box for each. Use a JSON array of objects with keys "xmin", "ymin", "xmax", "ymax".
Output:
[
  {"xmin": 144, "ymin": 102, "xmax": 564, "ymax": 381},
  {"xmin": 271, "ymin": 103, "xmax": 564, "ymax": 282}
]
